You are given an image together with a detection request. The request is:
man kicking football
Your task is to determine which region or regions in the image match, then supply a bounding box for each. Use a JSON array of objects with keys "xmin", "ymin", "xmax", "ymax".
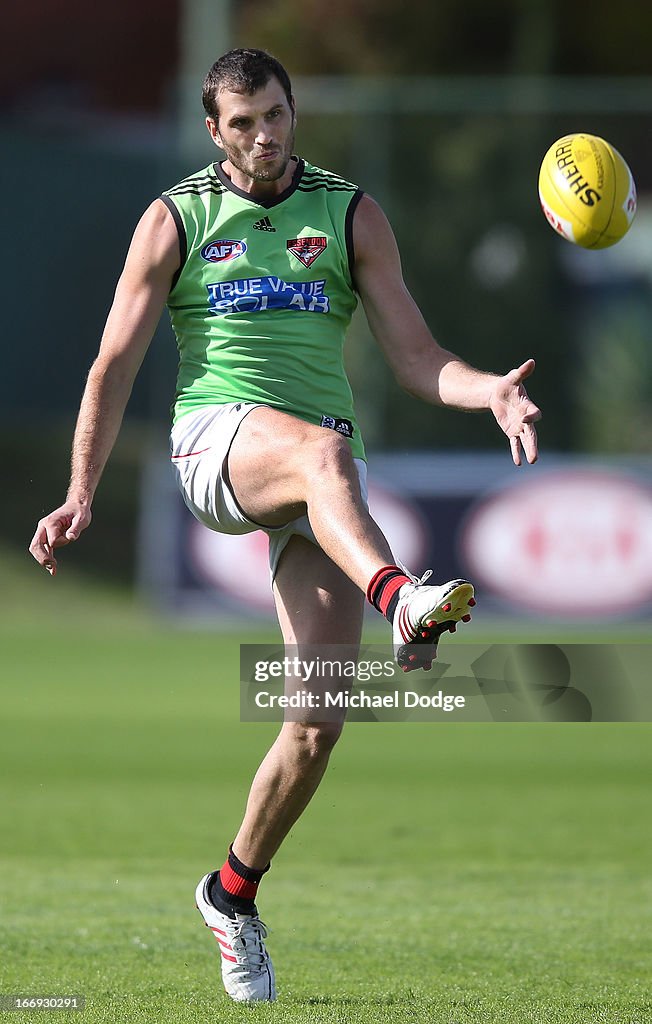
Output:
[{"xmin": 29, "ymin": 48, "xmax": 540, "ymax": 1002}]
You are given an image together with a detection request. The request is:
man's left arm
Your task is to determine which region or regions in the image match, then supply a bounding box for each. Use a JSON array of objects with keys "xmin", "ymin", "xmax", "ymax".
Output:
[{"xmin": 352, "ymin": 194, "xmax": 541, "ymax": 466}]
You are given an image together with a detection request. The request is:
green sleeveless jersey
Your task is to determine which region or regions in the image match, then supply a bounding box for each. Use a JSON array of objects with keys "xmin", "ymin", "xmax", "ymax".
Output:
[{"xmin": 161, "ymin": 158, "xmax": 366, "ymax": 460}]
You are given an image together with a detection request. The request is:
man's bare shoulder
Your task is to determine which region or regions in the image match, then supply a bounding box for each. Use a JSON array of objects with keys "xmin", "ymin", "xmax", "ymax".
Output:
[
  {"xmin": 127, "ymin": 199, "xmax": 180, "ymax": 273},
  {"xmin": 353, "ymin": 193, "xmax": 387, "ymax": 228},
  {"xmin": 137, "ymin": 197, "xmax": 179, "ymax": 237},
  {"xmin": 352, "ymin": 194, "xmax": 399, "ymax": 268}
]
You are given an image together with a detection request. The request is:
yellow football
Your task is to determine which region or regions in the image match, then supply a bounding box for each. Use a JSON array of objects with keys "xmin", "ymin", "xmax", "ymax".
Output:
[{"xmin": 538, "ymin": 133, "xmax": 636, "ymax": 248}]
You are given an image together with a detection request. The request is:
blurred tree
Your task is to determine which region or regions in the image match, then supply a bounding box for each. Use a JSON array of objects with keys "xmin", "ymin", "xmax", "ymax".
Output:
[
  {"xmin": 3, "ymin": 1, "xmax": 650, "ymax": 118},
  {"xmin": 576, "ymin": 298, "xmax": 652, "ymax": 453},
  {"xmin": 237, "ymin": 0, "xmax": 652, "ymax": 76}
]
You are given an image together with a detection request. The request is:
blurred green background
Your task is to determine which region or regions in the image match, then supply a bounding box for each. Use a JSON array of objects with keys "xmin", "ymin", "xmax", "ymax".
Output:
[
  {"xmin": 2, "ymin": 6, "xmax": 651, "ymax": 1020},
  {"xmin": 2, "ymin": 0, "xmax": 651, "ymax": 586}
]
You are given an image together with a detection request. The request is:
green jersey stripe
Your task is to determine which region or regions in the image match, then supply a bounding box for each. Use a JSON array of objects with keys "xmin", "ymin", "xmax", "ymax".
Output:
[
  {"xmin": 297, "ymin": 184, "xmax": 359, "ymax": 194},
  {"xmin": 301, "ymin": 172, "xmax": 357, "ymax": 188},
  {"xmin": 164, "ymin": 174, "xmax": 215, "ymax": 191},
  {"xmin": 165, "ymin": 186, "xmax": 227, "ymax": 198}
]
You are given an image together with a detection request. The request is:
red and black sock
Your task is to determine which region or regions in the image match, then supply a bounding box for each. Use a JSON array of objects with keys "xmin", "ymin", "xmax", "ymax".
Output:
[
  {"xmin": 208, "ymin": 844, "xmax": 270, "ymax": 917},
  {"xmin": 366, "ymin": 565, "xmax": 412, "ymax": 622}
]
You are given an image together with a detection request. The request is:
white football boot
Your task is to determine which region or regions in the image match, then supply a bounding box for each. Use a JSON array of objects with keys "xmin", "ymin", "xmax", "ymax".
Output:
[
  {"xmin": 392, "ymin": 570, "xmax": 475, "ymax": 671},
  {"xmin": 195, "ymin": 873, "xmax": 276, "ymax": 1002}
]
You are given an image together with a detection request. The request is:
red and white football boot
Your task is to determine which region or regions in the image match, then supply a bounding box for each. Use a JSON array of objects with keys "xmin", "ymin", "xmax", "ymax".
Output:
[
  {"xmin": 392, "ymin": 570, "xmax": 476, "ymax": 671},
  {"xmin": 195, "ymin": 874, "xmax": 276, "ymax": 1002}
]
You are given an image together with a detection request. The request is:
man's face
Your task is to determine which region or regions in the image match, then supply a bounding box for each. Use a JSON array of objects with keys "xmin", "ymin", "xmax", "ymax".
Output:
[{"xmin": 208, "ymin": 77, "xmax": 296, "ymax": 184}]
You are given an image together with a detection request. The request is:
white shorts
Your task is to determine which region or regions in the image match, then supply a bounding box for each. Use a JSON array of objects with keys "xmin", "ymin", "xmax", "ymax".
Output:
[{"xmin": 170, "ymin": 404, "xmax": 368, "ymax": 578}]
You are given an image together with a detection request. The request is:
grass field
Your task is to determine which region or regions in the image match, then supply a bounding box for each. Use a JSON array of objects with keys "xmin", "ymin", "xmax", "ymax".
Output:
[{"xmin": 1, "ymin": 550, "xmax": 651, "ymax": 1024}]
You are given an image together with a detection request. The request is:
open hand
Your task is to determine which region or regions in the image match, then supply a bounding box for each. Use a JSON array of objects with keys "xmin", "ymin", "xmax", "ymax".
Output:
[{"xmin": 489, "ymin": 358, "xmax": 541, "ymax": 466}]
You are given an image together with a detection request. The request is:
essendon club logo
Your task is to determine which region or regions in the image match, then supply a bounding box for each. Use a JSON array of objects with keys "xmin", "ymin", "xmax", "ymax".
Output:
[
  {"xmin": 287, "ymin": 236, "xmax": 327, "ymax": 269},
  {"xmin": 201, "ymin": 239, "xmax": 247, "ymax": 263}
]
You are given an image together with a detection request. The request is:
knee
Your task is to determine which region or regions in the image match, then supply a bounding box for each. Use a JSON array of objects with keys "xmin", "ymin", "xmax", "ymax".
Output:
[
  {"xmin": 286, "ymin": 721, "xmax": 344, "ymax": 761},
  {"xmin": 309, "ymin": 432, "xmax": 355, "ymax": 482}
]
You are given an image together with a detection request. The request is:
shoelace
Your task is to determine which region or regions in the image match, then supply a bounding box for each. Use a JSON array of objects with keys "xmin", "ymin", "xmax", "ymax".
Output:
[
  {"xmin": 395, "ymin": 564, "xmax": 437, "ymax": 642},
  {"xmin": 398, "ymin": 563, "xmax": 433, "ymax": 588},
  {"xmin": 229, "ymin": 917, "xmax": 270, "ymax": 972}
]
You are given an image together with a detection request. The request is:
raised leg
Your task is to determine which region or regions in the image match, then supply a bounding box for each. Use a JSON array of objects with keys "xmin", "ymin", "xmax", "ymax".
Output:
[{"xmin": 227, "ymin": 407, "xmax": 395, "ymax": 592}]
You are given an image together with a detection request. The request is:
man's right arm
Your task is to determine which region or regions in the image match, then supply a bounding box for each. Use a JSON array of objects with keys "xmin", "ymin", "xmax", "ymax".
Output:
[{"xmin": 29, "ymin": 199, "xmax": 180, "ymax": 575}]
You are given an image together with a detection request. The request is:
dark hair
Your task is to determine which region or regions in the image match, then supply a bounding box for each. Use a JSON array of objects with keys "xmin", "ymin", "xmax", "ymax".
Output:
[{"xmin": 202, "ymin": 48, "xmax": 293, "ymax": 122}]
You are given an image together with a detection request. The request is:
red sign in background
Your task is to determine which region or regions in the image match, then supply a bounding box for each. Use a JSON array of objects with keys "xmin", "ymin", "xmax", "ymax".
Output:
[
  {"xmin": 461, "ymin": 468, "xmax": 652, "ymax": 616},
  {"xmin": 140, "ymin": 454, "xmax": 652, "ymax": 623}
]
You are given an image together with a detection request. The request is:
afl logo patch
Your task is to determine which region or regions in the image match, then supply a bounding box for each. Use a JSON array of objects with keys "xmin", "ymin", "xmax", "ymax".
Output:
[{"xmin": 201, "ymin": 239, "xmax": 247, "ymax": 263}]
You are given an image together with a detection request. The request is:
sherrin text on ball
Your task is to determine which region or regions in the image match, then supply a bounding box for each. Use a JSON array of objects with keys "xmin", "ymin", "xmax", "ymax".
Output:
[{"xmin": 539, "ymin": 133, "xmax": 636, "ymax": 248}]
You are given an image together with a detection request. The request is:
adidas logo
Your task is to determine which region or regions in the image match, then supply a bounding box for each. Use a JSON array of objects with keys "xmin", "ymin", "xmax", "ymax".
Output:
[{"xmin": 253, "ymin": 216, "xmax": 276, "ymax": 232}]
